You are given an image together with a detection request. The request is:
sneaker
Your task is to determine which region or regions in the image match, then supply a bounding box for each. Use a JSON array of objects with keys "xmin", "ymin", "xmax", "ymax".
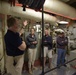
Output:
[
  {"xmin": 29, "ymin": 70, "xmax": 33, "ymax": 75},
  {"xmin": 39, "ymin": 66, "xmax": 46, "ymax": 70},
  {"xmin": 32, "ymin": 67, "xmax": 38, "ymax": 70},
  {"xmin": 63, "ymin": 64, "xmax": 67, "ymax": 67},
  {"xmin": 57, "ymin": 65, "xmax": 60, "ymax": 69},
  {"xmin": 40, "ymin": 66, "xmax": 42, "ymax": 70},
  {"xmin": 57, "ymin": 66, "xmax": 60, "ymax": 69},
  {"xmin": 48, "ymin": 65, "xmax": 52, "ymax": 69}
]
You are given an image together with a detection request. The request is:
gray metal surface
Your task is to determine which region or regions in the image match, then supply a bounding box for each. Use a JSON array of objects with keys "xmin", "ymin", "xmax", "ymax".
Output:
[
  {"xmin": 22, "ymin": 54, "xmax": 76, "ymax": 75},
  {"xmin": 22, "ymin": 65, "xmax": 76, "ymax": 75}
]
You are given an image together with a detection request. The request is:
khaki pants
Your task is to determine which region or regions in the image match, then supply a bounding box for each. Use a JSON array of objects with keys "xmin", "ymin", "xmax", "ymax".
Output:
[
  {"xmin": 28, "ymin": 48, "xmax": 37, "ymax": 69},
  {"xmin": 6, "ymin": 54, "xmax": 24, "ymax": 75},
  {"xmin": 44, "ymin": 47, "xmax": 53, "ymax": 58}
]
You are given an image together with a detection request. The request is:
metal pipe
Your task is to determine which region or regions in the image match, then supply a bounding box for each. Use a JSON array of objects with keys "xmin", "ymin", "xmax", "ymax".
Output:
[
  {"xmin": 44, "ymin": 0, "xmax": 76, "ymax": 20},
  {"xmin": 0, "ymin": 1, "xmax": 57, "ymax": 23}
]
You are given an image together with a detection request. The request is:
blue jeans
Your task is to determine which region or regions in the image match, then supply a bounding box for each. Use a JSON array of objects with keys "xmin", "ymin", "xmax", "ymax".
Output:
[{"xmin": 57, "ymin": 48, "xmax": 66, "ymax": 66}]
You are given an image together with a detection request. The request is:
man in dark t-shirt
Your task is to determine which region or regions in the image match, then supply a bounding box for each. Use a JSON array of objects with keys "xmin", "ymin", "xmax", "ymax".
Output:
[{"xmin": 4, "ymin": 17, "xmax": 27, "ymax": 75}]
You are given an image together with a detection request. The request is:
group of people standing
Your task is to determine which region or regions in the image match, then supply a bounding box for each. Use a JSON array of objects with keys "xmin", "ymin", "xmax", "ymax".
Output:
[{"xmin": 4, "ymin": 17, "xmax": 68, "ymax": 75}]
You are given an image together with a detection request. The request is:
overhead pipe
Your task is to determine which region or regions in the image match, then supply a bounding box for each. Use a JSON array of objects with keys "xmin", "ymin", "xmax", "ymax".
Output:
[
  {"xmin": 10, "ymin": 7, "xmax": 57, "ymax": 23},
  {"xmin": 0, "ymin": 1, "xmax": 57, "ymax": 23},
  {"xmin": 15, "ymin": 0, "xmax": 76, "ymax": 20},
  {"xmin": 44, "ymin": 0, "xmax": 76, "ymax": 20}
]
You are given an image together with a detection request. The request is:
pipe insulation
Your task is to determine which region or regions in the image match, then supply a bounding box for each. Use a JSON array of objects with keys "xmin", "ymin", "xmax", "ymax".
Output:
[
  {"xmin": 44, "ymin": 0, "xmax": 76, "ymax": 19},
  {"xmin": 0, "ymin": 1, "xmax": 57, "ymax": 23}
]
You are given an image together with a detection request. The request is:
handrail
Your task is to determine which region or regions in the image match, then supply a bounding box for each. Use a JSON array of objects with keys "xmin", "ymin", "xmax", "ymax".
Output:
[{"xmin": 40, "ymin": 58, "xmax": 76, "ymax": 75}]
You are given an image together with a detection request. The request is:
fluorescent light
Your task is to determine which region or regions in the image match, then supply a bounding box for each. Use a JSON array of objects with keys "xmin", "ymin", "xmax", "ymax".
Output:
[
  {"xmin": 54, "ymin": 29, "xmax": 64, "ymax": 33},
  {"xmin": 58, "ymin": 21, "xmax": 69, "ymax": 24}
]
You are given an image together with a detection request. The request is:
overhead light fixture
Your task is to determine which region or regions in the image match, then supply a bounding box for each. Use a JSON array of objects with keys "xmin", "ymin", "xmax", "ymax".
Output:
[{"xmin": 58, "ymin": 21, "xmax": 69, "ymax": 24}]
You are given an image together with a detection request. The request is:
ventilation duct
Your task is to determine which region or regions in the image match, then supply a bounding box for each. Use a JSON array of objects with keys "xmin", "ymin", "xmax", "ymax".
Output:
[
  {"xmin": 44, "ymin": 0, "xmax": 76, "ymax": 20},
  {"xmin": 0, "ymin": 1, "xmax": 57, "ymax": 23}
]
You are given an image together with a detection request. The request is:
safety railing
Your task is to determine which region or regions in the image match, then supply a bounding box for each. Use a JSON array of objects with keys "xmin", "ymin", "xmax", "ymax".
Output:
[{"xmin": 40, "ymin": 58, "xmax": 76, "ymax": 75}]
